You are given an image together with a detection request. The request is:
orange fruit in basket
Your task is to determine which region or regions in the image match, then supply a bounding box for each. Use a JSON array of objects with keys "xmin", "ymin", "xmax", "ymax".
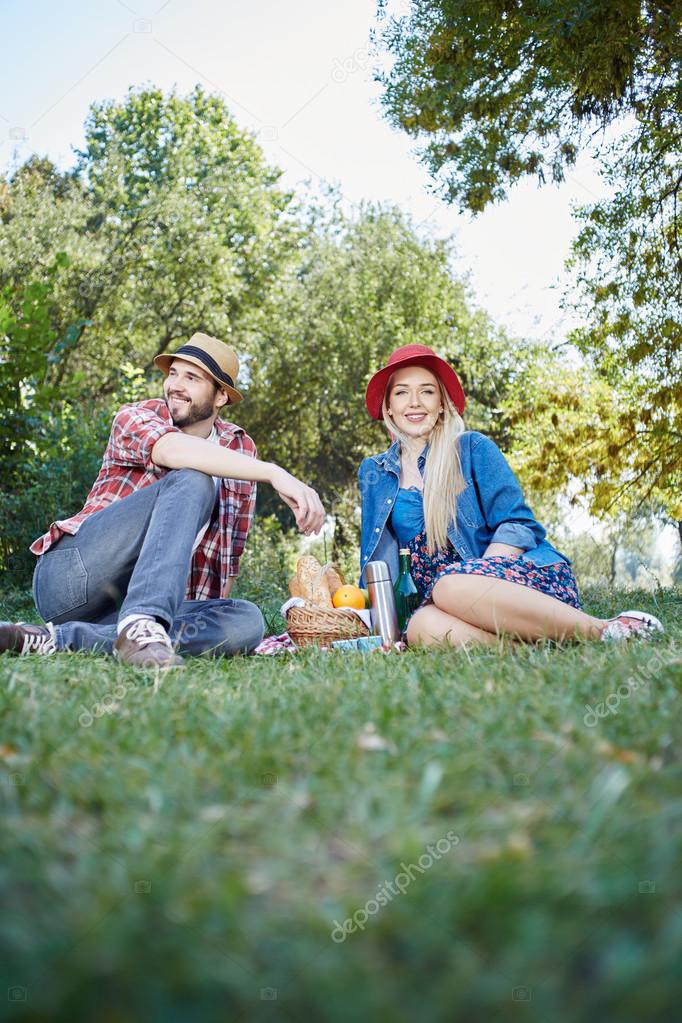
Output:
[{"xmin": 332, "ymin": 584, "xmax": 366, "ymax": 610}]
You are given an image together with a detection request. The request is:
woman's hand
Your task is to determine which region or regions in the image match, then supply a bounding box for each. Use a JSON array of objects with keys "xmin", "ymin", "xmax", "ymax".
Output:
[
  {"xmin": 483, "ymin": 542, "xmax": 524, "ymax": 559},
  {"xmin": 268, "ymin": 465, "xmax": 326, "ymax": 536}
]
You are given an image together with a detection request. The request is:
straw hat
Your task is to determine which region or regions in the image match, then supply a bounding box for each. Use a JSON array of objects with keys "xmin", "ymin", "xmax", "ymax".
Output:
[{"xmin": 154, "ymin": 333, "xmax": 243, "ymax": 404}]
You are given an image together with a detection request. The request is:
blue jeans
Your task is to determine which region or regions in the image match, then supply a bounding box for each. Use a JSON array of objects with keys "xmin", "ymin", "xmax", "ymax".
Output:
[{"xmin": 32, "ymin": 468, "xmax": 264, "ymax": 657}]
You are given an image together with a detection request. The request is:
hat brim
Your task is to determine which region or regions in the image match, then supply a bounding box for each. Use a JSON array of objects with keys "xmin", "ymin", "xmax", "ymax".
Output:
[
  {"xmin": 154, "ymin": 353, "xmax": 243, "ymax": 405},
  {"xmin": 365, "ymin": 354, "xmax": 465, "ymax": 420}
]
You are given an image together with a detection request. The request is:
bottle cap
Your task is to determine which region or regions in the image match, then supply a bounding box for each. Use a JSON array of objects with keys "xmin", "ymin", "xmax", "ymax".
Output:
[{"xmin": 399, "ymin": 548, "xmax": 410, "ymax": 555}]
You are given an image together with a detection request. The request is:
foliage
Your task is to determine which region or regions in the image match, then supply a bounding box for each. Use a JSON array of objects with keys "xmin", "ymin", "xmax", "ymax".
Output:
[
  {"xmin": 0, "ymin": 87, "xmax": 296, "ymax": 398},
  {"xmin": 375, "ymin": 1, "xmax": 681, "ymax": 524},
  {"xmin": 0, "ymin": 252, "xmax": 90, "ymax": 482},
  {"xmin": 0, "ymin": 370, "xmax": 151, "ymax": 586},
  {"xmin": 1, "ymin": 586, "xmax": 680, "ymax": 1021},
  {"xmin": 566, "ymin": 120, "xmax": 681, "ymax": 514},
  {"xmin": 238, "ymin": 199, "xmax": 545, "ymax": 551},
  {"xmin": 376, "ymin": 0, "xmax": 680, "ymax": 211},
  {"xmin": 503, "ymin": 358, "xmax": 682, "ymax": 522},
  {"xmin": 548, "ymin": 506, "xmax": 675, "ymax": 590},
  {"xmin": 232, "ymin": 515, "xmax": 302, "ymax": 634},
  {"xmin": 0, "ymin": 87, "xmax": 299, "ymax": 585}
]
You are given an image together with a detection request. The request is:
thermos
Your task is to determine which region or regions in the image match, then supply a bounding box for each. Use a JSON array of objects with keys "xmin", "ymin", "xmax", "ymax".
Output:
[{"xmin": 365, "ymin": 560, "xmax": 400, "ymax": 643}]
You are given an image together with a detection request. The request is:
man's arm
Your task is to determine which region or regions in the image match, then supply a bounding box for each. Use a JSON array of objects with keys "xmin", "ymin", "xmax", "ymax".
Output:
[
  {"xmin": 151, "ymin": 432, "xmax": 325, "ymax": 535},
  {"xmin": 223, "ymin": 577, "xmax": 236, "ymax": 598},
  {"xmin": 153, "ymin": 432, "xmax": 273, "ymax": 481}
]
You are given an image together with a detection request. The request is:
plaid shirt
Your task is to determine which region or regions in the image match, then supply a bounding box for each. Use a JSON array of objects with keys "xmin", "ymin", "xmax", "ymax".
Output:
[{"xmin": 30, "ymin": 399, "xmax": 257, "ymax": 601}]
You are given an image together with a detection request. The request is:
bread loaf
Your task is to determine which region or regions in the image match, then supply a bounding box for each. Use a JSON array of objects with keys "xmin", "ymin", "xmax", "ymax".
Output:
[
  {"xmin": 295, "ymin": 555, "xmax": 333, "ymax": 609},
  {"xmin": 322, "ymin": 563, "xmax": 344, "ymax": 597}
]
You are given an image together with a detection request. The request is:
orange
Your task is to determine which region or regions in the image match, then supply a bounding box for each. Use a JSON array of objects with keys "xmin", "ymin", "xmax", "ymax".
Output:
[{"xmin": 332, "ymin": 584, "xmax": 366, "ymax": 610}]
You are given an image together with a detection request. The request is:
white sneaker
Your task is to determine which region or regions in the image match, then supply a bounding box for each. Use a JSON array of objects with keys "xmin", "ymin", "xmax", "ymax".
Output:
[{"xmin": 601, "ymin": 610, "xmax": 665, "ymax": 641}]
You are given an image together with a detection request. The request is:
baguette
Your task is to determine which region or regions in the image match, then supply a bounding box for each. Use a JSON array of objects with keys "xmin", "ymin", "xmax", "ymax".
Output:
[
  {"xmin": 296, "ymin": 555, "xmax": 333, "ymax": 609},
  {"xmin": 322, "ymin": 563, "xmax": 344, "ymax": 597}
]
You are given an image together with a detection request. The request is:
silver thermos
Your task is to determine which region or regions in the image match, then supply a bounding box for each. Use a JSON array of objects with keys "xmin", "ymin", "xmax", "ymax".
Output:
[{"xmin": 365, "ymin": 560, "xmax": 400, "ymax": 643}]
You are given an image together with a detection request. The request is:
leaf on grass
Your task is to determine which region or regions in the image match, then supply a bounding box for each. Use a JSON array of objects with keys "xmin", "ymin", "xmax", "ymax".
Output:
[
  {"xmin": 198, "ymin": 804, "xmax": 230, "ymax": 823},
  {"xmin": 506, "ymin": 831, "xmax": 534, "ymax": 859},
  {"xmin": 595, "ymin": 739, "xmax": 644, "ymax": 765},
  {"xmin": 418, "ymin": 761, "xmax": 444, "ymax": 802},
  {"xmin": 532, "ymin": 730, "xmax": 569, "ymax": 748},
  {"xmin": 356, "ymin": 722, "xmax": 395, "ymax": 753}
]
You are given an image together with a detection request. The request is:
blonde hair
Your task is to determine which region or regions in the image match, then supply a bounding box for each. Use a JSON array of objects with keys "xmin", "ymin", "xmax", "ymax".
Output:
[{"xmin": 382, "ymin": 373, "xmax": 466, "ymax": 554}]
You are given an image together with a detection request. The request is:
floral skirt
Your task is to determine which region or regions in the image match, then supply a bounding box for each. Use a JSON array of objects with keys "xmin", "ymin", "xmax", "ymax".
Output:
[{"xmin": 406, "ymin": 529, "xmax": 582, "ymax": 617}]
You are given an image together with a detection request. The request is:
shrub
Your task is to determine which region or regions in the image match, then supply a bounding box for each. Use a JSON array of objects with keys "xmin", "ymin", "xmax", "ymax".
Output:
[{"xmin": 0, "ymin": 404, "xmax": 111, "ymax": 587}]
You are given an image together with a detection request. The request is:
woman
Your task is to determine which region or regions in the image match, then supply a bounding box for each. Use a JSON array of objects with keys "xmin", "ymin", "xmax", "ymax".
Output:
[{"xmin": 359, "ymin": 344, "xmax": 664, "ymax": 648}]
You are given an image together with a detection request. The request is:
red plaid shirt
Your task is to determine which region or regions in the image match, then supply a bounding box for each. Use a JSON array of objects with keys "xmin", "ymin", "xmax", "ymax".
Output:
[{"xmin": 30, "ymin": 399, "xmax": 257, "ymax": 601}]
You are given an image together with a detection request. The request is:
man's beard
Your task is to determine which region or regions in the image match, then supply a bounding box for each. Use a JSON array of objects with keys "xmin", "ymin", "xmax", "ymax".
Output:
[{"xmin": 167, "ymin": 395, "xmax": 216, "ymax": 427}]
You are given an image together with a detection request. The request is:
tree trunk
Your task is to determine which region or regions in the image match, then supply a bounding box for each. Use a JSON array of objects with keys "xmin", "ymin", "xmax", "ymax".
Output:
[{"xmin": 609, "ymin": 540, "xmax": 618, "ymax": 587}]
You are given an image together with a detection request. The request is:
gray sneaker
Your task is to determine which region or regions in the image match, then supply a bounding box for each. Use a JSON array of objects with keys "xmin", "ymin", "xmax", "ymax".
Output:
[
  {"xmin": 0, "ymin": 622, "xmax": 57, "ymax": 655},
  {"xmin": 114, "ymin": 619, "xmax": 184, "ymax": 669}
]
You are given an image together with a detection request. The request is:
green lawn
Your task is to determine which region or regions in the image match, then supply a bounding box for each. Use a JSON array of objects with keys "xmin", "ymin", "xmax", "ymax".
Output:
[{"xmin": 1, "ymin": 586, "xmax": 681, "ymax": 1022}]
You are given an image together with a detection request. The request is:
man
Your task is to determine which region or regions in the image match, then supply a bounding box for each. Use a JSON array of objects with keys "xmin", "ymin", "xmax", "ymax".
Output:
[{"xmin": 0, "ymin": 333, "xmax": 325, "ymax": 668}]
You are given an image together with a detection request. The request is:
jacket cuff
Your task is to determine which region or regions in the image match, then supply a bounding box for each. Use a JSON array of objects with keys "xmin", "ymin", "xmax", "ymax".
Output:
[
  {"xmin": 490, "ymin": 522, "xmax": 537, "ymax": 550},
  {"xmin": 226, "ymin": 556, "xmax": 241, "ymax": 576}
]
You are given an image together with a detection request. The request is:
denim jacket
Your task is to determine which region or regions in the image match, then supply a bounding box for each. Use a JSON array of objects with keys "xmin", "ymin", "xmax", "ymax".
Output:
[{"xmin": 359, "ymin": 430, "xmax": 569, "ymax": 585}]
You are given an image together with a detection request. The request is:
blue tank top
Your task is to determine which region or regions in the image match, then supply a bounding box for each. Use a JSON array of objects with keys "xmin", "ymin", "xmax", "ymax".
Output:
[{"xmin": 391, "ymin": 487, "xmax": 425, "ymax": 546}]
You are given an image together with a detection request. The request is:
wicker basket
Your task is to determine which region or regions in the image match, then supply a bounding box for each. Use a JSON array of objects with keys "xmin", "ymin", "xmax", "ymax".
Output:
[{"xmin": 287, "ymin": 604, "xmax": 369, "ymax": 648}]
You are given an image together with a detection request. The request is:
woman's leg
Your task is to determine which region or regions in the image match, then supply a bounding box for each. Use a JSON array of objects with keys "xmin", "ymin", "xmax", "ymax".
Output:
[
  {"xmin": 431, "ymin": 574, "xmax": 606, "ymax": 642},
  {"xmin": 406, "ymin": 604, "xmax": 500, "ymax": 648}
]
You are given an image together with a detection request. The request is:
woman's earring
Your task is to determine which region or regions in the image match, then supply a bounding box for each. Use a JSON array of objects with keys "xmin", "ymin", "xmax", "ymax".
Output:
[{"xmin": 387, "ymin": 410, "xmax": 393, "ymax": 416}]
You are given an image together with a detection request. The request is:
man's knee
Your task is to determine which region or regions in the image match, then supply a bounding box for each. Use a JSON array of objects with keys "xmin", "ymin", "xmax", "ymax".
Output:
[
  {"xmin": 162, "ymin": 467, "xmax": 215, "ymax": 511},
  {"xmin": 212, "ymin": 600, "xmax": 265, "ymax": 657},
  {"xmin": 240, "ymin": 602, "xmax": 265, "ymax": 654}
]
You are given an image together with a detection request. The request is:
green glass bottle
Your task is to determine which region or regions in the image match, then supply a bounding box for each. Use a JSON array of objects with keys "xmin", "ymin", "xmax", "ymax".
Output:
[{"xmin": 394, "ymin": 548, "xmax": 419, "ymax": 633}]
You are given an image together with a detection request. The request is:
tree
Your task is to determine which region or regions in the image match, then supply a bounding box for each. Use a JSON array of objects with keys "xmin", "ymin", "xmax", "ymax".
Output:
[
  {"xmin": 0, "ymin": 87, "xmax": 297, "ymax": 400},
  {"xmin": 375, "ymin": 0, "xmax": 681, "ymax": 542},
  {"xmin": 0, "ymin": 88, "xmax": 299, "ymax": 581},
  {"xmin": 565, "ymin": 120, "xmax": 681, "ymax": 522},
  {"xmin": 376, "ymin": 0, "xmax": 680, "ymax": 211},
  {"xmin": 238, "ymin": 200, "xmax": 547, "ymax": 554}
]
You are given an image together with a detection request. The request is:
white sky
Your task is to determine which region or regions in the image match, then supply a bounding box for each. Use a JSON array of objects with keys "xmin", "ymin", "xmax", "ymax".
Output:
[{"xmin": 0, "ymin": 0, "xmax": 609, "ymax": 346}]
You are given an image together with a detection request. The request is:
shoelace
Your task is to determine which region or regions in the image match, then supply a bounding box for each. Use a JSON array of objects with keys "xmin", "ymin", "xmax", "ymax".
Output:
[
  {"xmin": 602, "ymin": 616, "xmax": 653, "ymax": 640},
  {"xmin": 21, "ymin": 624, "xmax": 57, "ymax": 655},
  {"xmin": 125, "ymin": 618, "xmax": 173, "ymax": 649}
]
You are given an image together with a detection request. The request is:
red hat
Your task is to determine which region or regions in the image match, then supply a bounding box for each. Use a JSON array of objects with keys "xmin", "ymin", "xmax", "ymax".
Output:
[{"xmin": 365, "ymin": 344, "xmax": 466, "ymax": 421}]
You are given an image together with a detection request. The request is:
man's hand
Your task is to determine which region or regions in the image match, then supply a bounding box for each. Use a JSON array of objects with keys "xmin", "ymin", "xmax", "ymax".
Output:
[{"xmin": 268, "ymin": 465, "xmax": 326, "ymax": 535}]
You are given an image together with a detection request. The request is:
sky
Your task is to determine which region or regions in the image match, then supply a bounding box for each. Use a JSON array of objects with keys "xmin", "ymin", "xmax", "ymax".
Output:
[{"xmin": 0, "ymin": 0, "xmax": 610, "ymax": 347}]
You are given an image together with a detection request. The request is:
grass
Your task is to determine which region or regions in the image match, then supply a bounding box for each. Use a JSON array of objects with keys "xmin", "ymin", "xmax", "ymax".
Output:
[{"xmin": 1, "ymin": 585, "xmax": 681, "ymax": 1022}]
